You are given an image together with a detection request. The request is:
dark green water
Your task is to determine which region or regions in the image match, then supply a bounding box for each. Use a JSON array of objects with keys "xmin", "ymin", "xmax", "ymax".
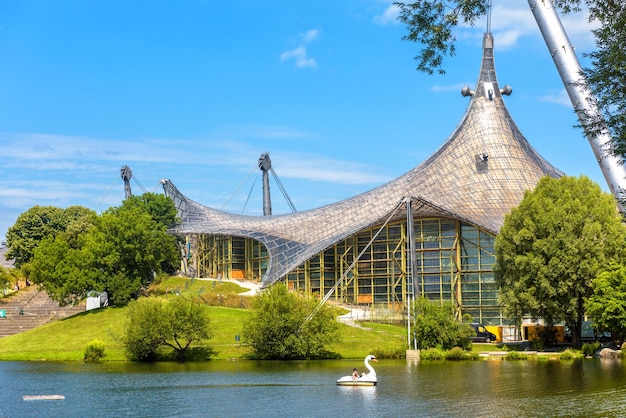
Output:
[{"xmin": 2, "ymin": 358, "xmax": 625, "ymax": 417}]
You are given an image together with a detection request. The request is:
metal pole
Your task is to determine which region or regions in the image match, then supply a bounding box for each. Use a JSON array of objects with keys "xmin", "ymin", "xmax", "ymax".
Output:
[
  {"xmin": 406, "ymin": 197, "xmax": 418, "ymax": 350},
  {"xmin": 528, "ymin": 0, "xmax": 626, "ymax": 211}
]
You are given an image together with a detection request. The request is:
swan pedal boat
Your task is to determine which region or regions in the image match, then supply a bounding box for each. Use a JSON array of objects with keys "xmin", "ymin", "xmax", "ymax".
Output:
[{"xmin": 337, "ymin": 355, "xmax": 377, "ymax": 386}]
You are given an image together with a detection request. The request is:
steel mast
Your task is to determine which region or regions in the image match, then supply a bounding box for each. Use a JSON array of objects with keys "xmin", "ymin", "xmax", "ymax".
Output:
[
  {"xmin": 258, "ymin": 153, "xmax": 272, "ymax": 216},
  {"xmin": 529, "ymin": 0, "xmax": 626, "ymax": 210},
  {"xmin": 120, "ymin": 165, "xmax": 133, "ymax": 199}
]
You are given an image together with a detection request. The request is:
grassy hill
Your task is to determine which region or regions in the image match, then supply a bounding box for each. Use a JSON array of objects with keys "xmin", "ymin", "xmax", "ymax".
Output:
[{"xmin": 0, "ymin": 278, "xmax": 407, "ymax": 361}]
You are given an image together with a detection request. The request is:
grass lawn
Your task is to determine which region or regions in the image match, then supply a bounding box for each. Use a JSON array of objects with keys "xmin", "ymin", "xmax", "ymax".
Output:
[{"xmin": 0, "ymin": 277, "xmax": 408, "ymax": 361}]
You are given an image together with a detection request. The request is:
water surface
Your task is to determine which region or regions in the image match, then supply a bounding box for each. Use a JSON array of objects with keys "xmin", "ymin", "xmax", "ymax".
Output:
[{"xmin": 2, "ymin": 358, "xmax": 625, "ymax": 417}]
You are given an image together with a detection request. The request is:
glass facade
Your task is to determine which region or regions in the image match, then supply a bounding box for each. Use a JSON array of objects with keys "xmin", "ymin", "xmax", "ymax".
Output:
[{"xmin": 193, "ymin": 217, "xmax": 503, "ymax": 325}]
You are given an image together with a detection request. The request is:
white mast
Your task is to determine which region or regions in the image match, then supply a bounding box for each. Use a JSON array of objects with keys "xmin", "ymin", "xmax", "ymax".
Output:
[{"xmin": 528, "ymin": 0, "xmax": 626, "ymax": 211}]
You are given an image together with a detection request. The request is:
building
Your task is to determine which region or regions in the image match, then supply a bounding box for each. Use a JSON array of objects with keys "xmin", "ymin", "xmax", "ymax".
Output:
[{"xmin": 161, "ymin": 32, "xmax": 563, "ymax": 326}]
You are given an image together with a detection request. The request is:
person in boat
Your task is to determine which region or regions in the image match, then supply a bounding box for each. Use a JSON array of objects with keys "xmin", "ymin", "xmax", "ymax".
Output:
[{"xmin": 352, "ymin": 368, "xmax": 359, "ymax": 382}]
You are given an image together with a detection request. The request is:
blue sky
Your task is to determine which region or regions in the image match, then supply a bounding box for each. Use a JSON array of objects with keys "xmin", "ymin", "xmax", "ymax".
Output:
[{"xmin": 0, "ymin": 1, "xmax": 606, "ymax": 240}]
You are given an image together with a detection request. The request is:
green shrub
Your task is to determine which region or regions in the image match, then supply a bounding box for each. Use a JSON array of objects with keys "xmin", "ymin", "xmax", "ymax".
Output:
[
  {"xmin": 444, "ymin": 346, "xmax": 478, "ymax": 360},
  {"xmin": 504, "ymin": 351, "xmax": 528, "ymax": 360},
  {"xmin": 84, "ymin": 339, "xmax": 106, "ymax": 362},
  {"xmin": 420, "ymin": 348, "xmax": 445, "ymax": 360},
  {"xmin": 373, "ymin": 345, "xmax": 406, "ymax": 359},
  {"xmin": 582, "ymin": 342, "xmax": 601, "ymax": 357},
  {"xmin": 559, "ymin": 349, "xmax": 574, "ymax": 360}
]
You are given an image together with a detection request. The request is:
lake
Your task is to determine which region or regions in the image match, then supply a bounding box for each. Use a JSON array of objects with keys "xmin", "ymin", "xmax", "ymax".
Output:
[{"xmin": 2, "ymin": 358, "xmax": 626, "ymax": 417}]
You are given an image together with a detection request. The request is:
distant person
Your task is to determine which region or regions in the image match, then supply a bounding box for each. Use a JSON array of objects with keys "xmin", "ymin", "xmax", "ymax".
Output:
[{"xmin": 352, "ymin": 368, "xmax": 359, "ymax": 382}]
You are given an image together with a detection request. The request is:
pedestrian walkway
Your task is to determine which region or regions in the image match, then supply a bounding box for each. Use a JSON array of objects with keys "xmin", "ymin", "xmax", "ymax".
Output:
[{"xmin": 194, "ymin": 277, "xmax": 261, "ymax": 296}]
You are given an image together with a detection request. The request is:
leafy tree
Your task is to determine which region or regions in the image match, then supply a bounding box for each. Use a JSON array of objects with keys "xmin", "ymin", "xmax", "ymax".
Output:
[
  {"xmin": 81, "ymin": 204, "xmax": 178, "ymax": 305},
  {"xmin": 242, "ymin": 284, "xmax": 341, "ymax": 359},
  {"xmin": 494, "ymin": 176, "xmax": 626, "ymax": 347},
  {"xmin": 123, "ymin": 298, "xmax": 165, "ymax": 361},
  {"xmin": 123, "ymin": 297, "xmax": 213, "ymax": 362},
  {"xmin": 29, "ymin": 195, "xmax": 178, "ymax": 306},
  {"xmin": 0, "ymin": 266, "xmax": 21, "ymax": 295},
  {"xmin": 394, "ymin": 1, "xmax": 626, "ymax": 159},
  {"xmin": 412, "ymin": 297, "xmax": 473, "ymax": 350},
  {"xmin": 122, "ymin": 193, "xmax": 178, "ymax": 229},
  {"xmin": 30, "ymin": 234, "xmax": 98, "ymax": 306},
  {"xmin": 587, "ymin": 264, "xmax": 626, "ymax": 343},
  {"xmin": 5, "ymin": 206, "xmax": 95, "ymax": 267},
  {"xmin": 579, "ymin": 1, "xmax": 626, "ymax": 158}
]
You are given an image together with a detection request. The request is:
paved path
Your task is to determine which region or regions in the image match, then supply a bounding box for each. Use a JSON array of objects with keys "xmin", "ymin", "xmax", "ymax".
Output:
[{"xmin": 194, "ymin": 277, "xmax": 261, "ymax": 296}]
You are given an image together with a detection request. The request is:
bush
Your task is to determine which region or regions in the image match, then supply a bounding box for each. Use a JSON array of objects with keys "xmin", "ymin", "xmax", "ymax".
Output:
[
  {"xmin": 242, "ymin": 284, "xmax": 341, "ymax": 359},
  {"xmin": 84, "ymin": 339, "xmax": 106, "ymax": 362},
  {"xmin": 505, "ymin": 351, "xmax": 528, "ymax": 360},
  {"xmin": 559, "ymin": 349, "xmax": 574, "ymax": 360},
  {"xmin": 412, "ymin": 298, "xmax": 474, "ymax": 350},
  {"xmin": 582, "ymin": 342, "xmax": 601, "ymax": 357},
  {"xmin": 123, "ymin": 297, "xmax": 213, "ymax": 362},
  {"xmin": 445, "ymin": 346, "xmax": 478, "ymax": 360},
  {"xmin": 420, "ymin": 348, "xmax": 445, "ymax": 360},
  {"xmin": 372, "ymin": 345, "xmax": 406, "ymax": 359}
]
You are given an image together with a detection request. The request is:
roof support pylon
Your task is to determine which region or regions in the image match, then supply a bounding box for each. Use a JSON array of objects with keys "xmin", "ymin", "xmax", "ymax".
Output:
[{"xmin": 529, "ymin": 0, "xmax": 626, "ymax": 211}]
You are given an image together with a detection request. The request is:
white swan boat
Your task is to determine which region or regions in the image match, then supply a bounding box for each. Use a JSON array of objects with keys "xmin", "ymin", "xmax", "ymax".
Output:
[{"xmin": 337, "ymin": 355, "xmax": 378, "ymax": 386}]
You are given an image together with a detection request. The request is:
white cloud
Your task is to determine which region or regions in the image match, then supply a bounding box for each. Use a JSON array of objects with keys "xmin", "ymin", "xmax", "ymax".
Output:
[
  {"xmin": 280, "ymin": 45, "xmax": 318, "ymax": 69},
  {"xmin": 280, "ymin": 28, "xmax": 320, "ymax": 69},
  {"xmin": 303, "ymin": 29, "xmax": 319, "ymax": 43},
  {"xmin": 431, "ymin": 82, "xmax": 472, "ymax": 93},
  {"xmin": 538, "ymin": 89, "xmax": 572, "ymax": 107},
  {"xmin": 374, "ymin": 4, "xmax": 399, "ymax": 26},
  {"xmin": 452, "ymin": 2, "xmax": 596, "ymax": 51}
]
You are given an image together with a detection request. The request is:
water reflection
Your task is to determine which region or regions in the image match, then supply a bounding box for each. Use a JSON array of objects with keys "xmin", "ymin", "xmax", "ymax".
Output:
[{"xmin": 2, "ymin": 359, "xmax": 626, "ymax": 417}]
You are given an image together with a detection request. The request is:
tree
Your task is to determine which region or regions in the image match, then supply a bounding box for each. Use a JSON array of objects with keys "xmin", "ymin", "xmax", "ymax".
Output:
[
  {"xmin": 29, "ymin": 195, "xmax": 178, "ymax": 306},
  {"xmin": 580, "ymin": 1, "xmax": 626, "ymax": 159},
  {"xmin": 30, "ymin": 234, "xmax": 99, "ymax": 306},
  {"xmin": 122, "ymin": 193, "xmax": 178, "ymax": 229},
  {"xmin": 5, "ymin": 205, "xmax": 95, "ymax": 267},
  {"xmin": 0, "ymin": 266, "xmax": 21, "ymax": 295},
  {"xmin": 394, "ymin": 1, "xmax": 626, "ymax": 159},
  {"xmin": 83, "ymin": 205, "xmax": 178, "ymax": 305},
  {"xmin": 242, "ymin": 284, "xmax": 341, "ymax": 360},
  {"xmin": 413, "ymin": 297, "xmax": 474, "ymax": 350},
  {"xmin": 587, "ymin": 264, "xmax": 626, "ymax": 344},
  {"xmin": 123, "ymin": 297, "xmax": 213, "ymax": 362},
  {"xmin": 494, "ymin": 176, "xmax": 626, "ymax": 347}
]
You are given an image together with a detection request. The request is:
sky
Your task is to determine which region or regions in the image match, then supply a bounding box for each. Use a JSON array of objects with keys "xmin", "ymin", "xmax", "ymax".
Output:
[{"xmin": 0, "ymin": 0, "xmax": 610, "ymax": 241}]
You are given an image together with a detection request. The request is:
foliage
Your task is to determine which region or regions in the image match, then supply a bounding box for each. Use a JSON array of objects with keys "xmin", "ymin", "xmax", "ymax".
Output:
[
  {"xmin": 582, "ymin": 342, "xmax": 602, "ymax": 357},
  {"xmin": 394, "ymin": 1, "xmax": 626, "ymax": 163},
  {"xmin": 420, "ymin": 347, "xmax": 445, "ymax": 360},
  {"xmin": 412, "ymin": 297, "xmax": 474, "ymax": 350},
  {"xmin": 587, "ymin": 264, "xmax": 626, "ymax": 343},
  {"xmin": 0, "ymin": 266, "xmax": 21, "ymax": 295},
  {"xmin": 28, "ymin": 195, "xmax": 179, "ymax": 306},
  {"xmin": 445, "ymin": 346, "xmax": 478, "ymax": 360},
  {"xmin": 5, "ymin": 205, "xmax": 96, "ymax": 268},
  {"xmin": 494, "ymin": 176, "xmax": 626, "ymax": 346},
  {"xmin": 121, "ymin": 193, "xmax": 179, "ymax": 229},
  {"xmin": 84, "ymin": 205, "xmax": 178, "ymax": 305},
  {"xmin": 533, "ymin": 326, "xmax": 559, "ymax": 349},
  {"xmin": 123, "ymin": 297, "xmax": 213, "ymax": 362},
  {"xmin": 580, "ymin": 1, "xmax": 626, "ymax": 160},
  {"xmin": 394, "ymin": 0, "xmax": 488, "ymax": 75},
  {"xmin": 560, "ymin": 350, "xmax": 573, "ymax": 360},
  {"xmin": 84, "ymin": 340, "xmax": 106, "ymax": 361},
  {"xmin": 242, "ymin": 284, "xmax": 341, "ymax": 359},
  {"xmin": 372, "ymin": 345, "xmax": 407, "ymax": 359},
  {"xmin": 504, "ymin": 351, "xmax": 528, "ymax": 360}
]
